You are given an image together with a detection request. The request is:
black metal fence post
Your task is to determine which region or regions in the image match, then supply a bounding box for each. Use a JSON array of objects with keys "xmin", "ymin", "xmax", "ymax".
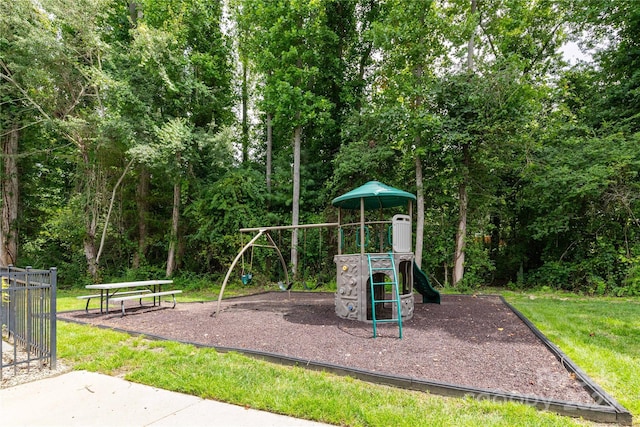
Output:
[{"xmin": 50, "ymin": 267, "xmax": 57, "ymax": 369}]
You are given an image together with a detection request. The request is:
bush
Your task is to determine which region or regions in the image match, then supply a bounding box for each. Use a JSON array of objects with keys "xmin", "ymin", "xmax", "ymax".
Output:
[
  {"xmin": 621, "ymin": 264, "xmax": 640, "ymax": 296},
  {"xmin": 526, "ymin": 261, "xmax": 576, "ymax": 290},
  {"xmin": 460, "ymin": 242, "xmax": 496, "ymax": 289}
]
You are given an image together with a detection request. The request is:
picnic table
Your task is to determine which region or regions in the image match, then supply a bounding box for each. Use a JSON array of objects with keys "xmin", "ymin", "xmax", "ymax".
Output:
[{"xmin": 79, "ymin": 280, "xmax": 181, "ymax": 315}]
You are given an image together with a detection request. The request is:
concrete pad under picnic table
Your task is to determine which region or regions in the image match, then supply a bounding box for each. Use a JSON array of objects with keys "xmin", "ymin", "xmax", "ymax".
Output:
[{"xmin": 0, "ymin": 370, "xmax": 330, "ymax": 426}]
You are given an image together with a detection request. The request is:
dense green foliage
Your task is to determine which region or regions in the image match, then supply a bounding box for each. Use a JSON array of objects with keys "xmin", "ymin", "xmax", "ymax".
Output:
[{"xmin": 1, "ymin": 0, "xmax": 639, "ymax": 294}]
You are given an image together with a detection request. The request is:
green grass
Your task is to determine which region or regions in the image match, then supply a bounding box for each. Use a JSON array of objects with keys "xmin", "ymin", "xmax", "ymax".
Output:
[{"xmin": 55, "ymin": 289, "xmax": 639, "ymax": 426}]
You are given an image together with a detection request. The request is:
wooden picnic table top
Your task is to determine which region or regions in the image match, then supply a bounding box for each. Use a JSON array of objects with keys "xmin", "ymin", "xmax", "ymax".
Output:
[{"xmin": 86, "ymin": 280, "xmax": 173, "ymax": 290}]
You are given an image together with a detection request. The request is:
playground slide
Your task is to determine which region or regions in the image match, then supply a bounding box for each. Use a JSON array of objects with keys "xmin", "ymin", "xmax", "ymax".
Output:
[{"xmin": 413, "ymin": 262, "xmax": 441, "ymax": 304}]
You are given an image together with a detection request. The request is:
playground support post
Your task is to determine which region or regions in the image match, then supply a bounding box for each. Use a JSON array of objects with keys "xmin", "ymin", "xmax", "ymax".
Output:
[
  {"xmin": 360, "ymin": 198, "xmax": 365, "ymax": 255},
  {"xmin": 337, "ymin": 210, "xmax": 342, "ymax": 255}
]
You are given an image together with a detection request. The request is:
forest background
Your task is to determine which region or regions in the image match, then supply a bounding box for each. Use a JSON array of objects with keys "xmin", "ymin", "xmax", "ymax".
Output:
[{"xmin": 1, "ymin": 0, "xmax": 639, "ymax": 295}]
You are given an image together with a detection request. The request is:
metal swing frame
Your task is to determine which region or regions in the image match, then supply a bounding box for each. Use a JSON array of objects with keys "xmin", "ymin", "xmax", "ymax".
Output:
[{"xmin": 214, "ymin": 223, "xmax": 339, "ymax": 316}]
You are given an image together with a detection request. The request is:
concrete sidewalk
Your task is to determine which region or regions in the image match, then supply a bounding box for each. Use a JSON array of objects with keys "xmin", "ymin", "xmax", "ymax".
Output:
[{"xmin": 0, "ymin": 370, "xmax": 330, "ymax": 426}]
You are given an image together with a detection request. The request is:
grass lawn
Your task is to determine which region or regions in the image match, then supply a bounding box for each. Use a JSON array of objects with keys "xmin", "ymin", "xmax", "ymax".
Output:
[{"xmin": 55, "ymin": 288, "xmax": 639, "ymax": 426}]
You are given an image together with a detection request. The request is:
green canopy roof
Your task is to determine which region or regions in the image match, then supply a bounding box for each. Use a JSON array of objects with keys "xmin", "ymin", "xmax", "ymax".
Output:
[{"xmin": 331, "ymin": 181, "xmax": 416, "ymax": 210}]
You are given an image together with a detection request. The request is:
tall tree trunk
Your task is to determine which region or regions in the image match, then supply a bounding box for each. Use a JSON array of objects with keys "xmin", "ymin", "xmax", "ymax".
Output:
[
  {"xmin": 413, "ymin": 61, "xmax": 425, "ymax": 269},
  {"xmin": 129, "ymin": 2, "xmax": 145, "ymax": 272},
  {"xmin": 132, "ymin": 167, "xmax": 149, "ymax": 269},
  {"xmin": 444, "ymin": 261, "xmax": 449, "ymax": 286},
  {"xmin": 291, "ymin": 124, "xmax": 301, "ymax": 279},
  {"xmin": 241, "ymin": 59, "xmax": 249, "ymax": 164},
  {"xmin": 453, "ymin": 146, "xmax": 469, "ymax": 285},
  {"xmin": 414, "ymin": 151, "xmax": 425, "ymax": 268},
  {"xmin": 452, "ymin": 169, "xmax": 468, "ymax": 286},
  {"xmin": 266, "ymin": 113, "xmax": 273, "ymax": 193},
  {"xmin": 453, "ymin": 0, "xmax": 477, "ymax": 286},
  {"xmin": 453, "ymin": 186, "xmax": 468, "ymax": 284},
  {"xmin": 166, "ymin": 179, "xmax": 181, "ymax": 278},
  {"xmin": 1, "ymin": 123, "xmax": 19, "ymax": 266},
  {"xmin": 83, "ymin": 162, "xmax": 100, "ymax": 280},
  {"xmin": 83, "ymin": 237, "xmax": 99, "ymax": 279}
]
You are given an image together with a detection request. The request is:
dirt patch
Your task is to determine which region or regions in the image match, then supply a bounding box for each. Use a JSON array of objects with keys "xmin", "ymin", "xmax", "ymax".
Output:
[{"xmin": 59, "ymin": 292, "xmax": 597, "ymax": 405}]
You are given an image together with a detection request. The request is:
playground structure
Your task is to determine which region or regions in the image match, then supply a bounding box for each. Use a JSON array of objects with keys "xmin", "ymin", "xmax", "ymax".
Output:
[
  {"xmin": 216, "ymin": 181, "xmax": 440, "ymax": 337},
  {"xmin": 331, "ymin": 181, "xmax": 440, "ymax": 337}
]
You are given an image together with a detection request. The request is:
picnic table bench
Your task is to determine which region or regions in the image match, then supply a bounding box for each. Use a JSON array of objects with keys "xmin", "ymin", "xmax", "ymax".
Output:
[
  {"xmin": 77, "ymin": 289, "xmax": 151, "ymax": 312},
  {"xmin": 82, "ymin": 280, "xmax": 182, "ymax": 315},
  {"xmin": 110, "ymin": 290, "xmax": 182, "ymax": 316}
]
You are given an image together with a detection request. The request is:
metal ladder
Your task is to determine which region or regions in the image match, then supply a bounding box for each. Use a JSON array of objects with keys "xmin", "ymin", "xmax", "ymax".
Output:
[{"xmin": 366, "ymin": 253, "xmax": 403, "ymax": 338}]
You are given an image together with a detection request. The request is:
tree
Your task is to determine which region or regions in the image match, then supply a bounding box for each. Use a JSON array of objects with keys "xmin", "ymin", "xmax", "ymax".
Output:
[
  {"xmin": 452, "ymin": 0, "xmax": 477, "ymax": 286},
  {"xmin": 518, "ymin": 118, "xmax": 640, "ymax": 294},
  {"xmin": 0, "ymin": 121, "xmax": 19, "ymax": 266},
  {"xmin": 115, "ymin": 0, "xmax": 234, "ymax": 276},
  {"xmin": 510, "ymin": 0, "xmax": 640, "ymax": 293},
  {"xmin": 1, "ymin": 0, "xmax": 125, "ymax": 279},
  {"xmin": 1, "ymin": 0, "xmax": 52, "ymax": 266},
  {"xmin": 133, "ymin": 118, "xmax": 193, "ymax": 277},
  {"xmin": 369, "ymin": 0, "xmax": 457, "ymax": 268},
  {"xmin": 238, "ymin": 0, "xmax": 334, "ymax": 278},
  {"xmin": 442, "ymin": 0, "xmax": 565, "ymax": 286}
]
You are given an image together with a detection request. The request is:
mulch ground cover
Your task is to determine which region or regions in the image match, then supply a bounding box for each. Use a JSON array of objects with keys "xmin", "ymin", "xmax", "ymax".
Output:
[{"xmin": 60, "ymin": 292, "xmax": 599, "ymax": 405}]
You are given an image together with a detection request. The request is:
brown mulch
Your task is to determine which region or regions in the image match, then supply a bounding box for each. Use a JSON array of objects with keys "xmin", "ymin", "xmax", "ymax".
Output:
[{"xmin": 59, "ymin": 292, "xmax": 597, "ymax": 405}]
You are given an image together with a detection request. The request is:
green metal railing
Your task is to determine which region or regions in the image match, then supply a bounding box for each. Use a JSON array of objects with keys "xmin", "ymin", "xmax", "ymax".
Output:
[{"xmin": 366, "ymin": 253, "xmax": 402, "ymax": 338}]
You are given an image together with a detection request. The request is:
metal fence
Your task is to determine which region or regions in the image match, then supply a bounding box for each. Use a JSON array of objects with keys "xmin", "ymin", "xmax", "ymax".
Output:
[{"xmin": 1, "ymin": 266, "xmax": 57, "ymax": 379}]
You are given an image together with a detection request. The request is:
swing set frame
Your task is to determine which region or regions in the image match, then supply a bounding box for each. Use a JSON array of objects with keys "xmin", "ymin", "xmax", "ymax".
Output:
[{"xmin": 215, "ymin": 222, "xmax": 339, "ymax": 316}]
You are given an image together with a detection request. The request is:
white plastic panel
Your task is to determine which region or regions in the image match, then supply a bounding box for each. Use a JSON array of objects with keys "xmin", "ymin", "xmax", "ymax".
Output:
[{"xmin": 392, "ymin": 214, "xmax": 412, "ymax": 253}]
